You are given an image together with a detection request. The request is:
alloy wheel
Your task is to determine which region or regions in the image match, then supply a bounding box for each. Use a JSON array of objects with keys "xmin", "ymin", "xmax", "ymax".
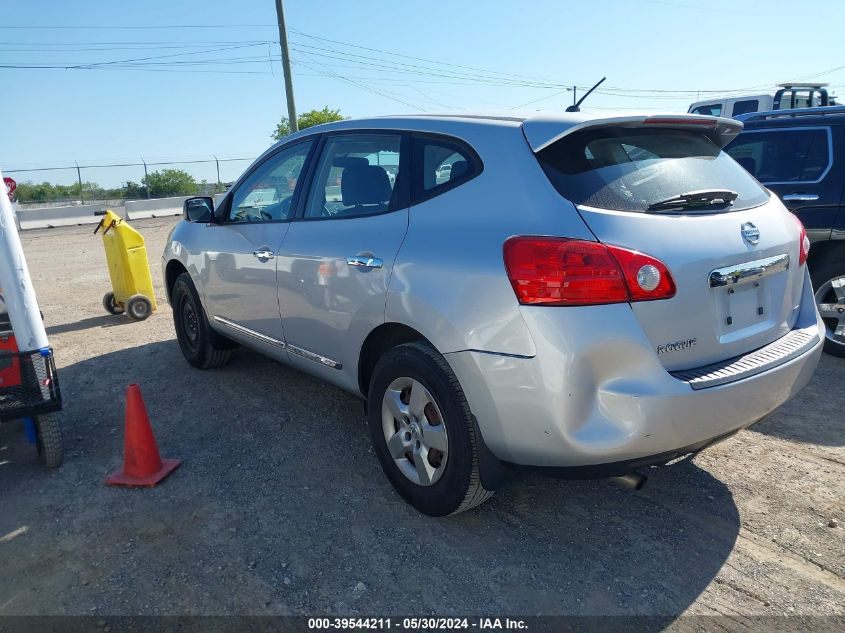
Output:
[
  {"xmin": 815, "ymin": 275, "xmax": 845, "ymax": 347},
  {"xmin": 381, "ymin": 377, "xmax": 449, "ymax": 487}
]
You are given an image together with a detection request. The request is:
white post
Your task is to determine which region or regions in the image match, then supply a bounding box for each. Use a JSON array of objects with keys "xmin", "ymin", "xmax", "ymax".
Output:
[{"xmin": 0, "ymin": 167, "xmax": 49, "ymax": 352}]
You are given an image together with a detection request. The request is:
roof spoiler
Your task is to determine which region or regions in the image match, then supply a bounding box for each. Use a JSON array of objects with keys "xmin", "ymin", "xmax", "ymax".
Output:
[{"xmin": 522, "ymin": 114, "xmax": 744, "ymax": 153}]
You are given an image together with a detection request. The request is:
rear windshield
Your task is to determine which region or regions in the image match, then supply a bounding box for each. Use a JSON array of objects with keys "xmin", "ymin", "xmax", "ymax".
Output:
[{"xmin": 537, "ymin": 127, "xmax": 770, "ymax": 213}]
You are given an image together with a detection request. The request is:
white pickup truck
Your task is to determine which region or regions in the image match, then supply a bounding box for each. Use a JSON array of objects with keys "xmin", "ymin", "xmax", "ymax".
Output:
[{"xmin": 689, "ymin": 83, "xmax": 835, "ymax": 118}]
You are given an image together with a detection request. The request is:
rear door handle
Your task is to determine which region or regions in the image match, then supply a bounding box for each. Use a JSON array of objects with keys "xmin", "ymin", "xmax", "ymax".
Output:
[
  {"xmin": 346, "ymin": 255, "xmax": 383, "ymax": 269},
  {"xmin": 253, "ymin": 249, "xmax": 275, "ymax": 259},
  {"xmin": 782, "ymin": 193, "xmax": 819, "ymax": 202}
]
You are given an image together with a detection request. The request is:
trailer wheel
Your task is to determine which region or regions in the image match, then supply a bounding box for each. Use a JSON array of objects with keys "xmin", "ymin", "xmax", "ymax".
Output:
[
  {"xmin": 103, "ymin": 292, "xmax": 124, "ymax": 315},
  {"xmin": 126, "ymin": 294, "xmax": 153, "ymax": 321},
  {"xmin": 35, "ymin": 413, "xmax": 63, "ymax": 468}
]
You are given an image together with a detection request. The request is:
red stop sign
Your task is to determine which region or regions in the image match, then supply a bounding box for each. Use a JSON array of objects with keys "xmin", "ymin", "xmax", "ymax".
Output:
[{"xmin": 3, "ymin": 177, "xmax": 15, "ymax": 196}]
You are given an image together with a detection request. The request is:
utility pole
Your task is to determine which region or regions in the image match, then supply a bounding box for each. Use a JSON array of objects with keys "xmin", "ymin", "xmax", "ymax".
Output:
[
  {"xmin": 572, "ymin": 86, "xmax": 577, "ymax": 107},
  {"xmin": 275, "ymin": 0, "xmax": 298, "ymax": 133},
  {"xmin": 75, "ymin": 161, "xmax": 84, "ymax": 204},
  {"xmin": 141, "ymin": 157, "xmax": 150, "ymax": 199}
]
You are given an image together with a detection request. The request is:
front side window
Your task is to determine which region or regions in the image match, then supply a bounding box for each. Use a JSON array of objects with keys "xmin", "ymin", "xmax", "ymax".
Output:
[
  {"xmin": 304, "ymin": 134, "xmax": 402, "ymax": 219},
  {"xmin": 537, "ymin": 127, "xmax": 770, "ymax": 213},
  {"xmin": 228, "ymin": 141, "xmax": 313, "ymax": 223},
  {"xmin": 725, "ymin": 128, "xmax": 830, "ymax": 184}
]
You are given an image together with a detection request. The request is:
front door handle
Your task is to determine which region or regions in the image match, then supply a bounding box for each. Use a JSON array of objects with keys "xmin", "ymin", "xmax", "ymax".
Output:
[
  {"xmin": 782, "ymin": 193, "xmax": 819, "ymax": 202},
  {"xmin": 346, "ymin": 255, "xmax": 383, "ymax": 269},
  {"xmin": 253, "ymin": 249, "xmax": 275, "ymax": 260}
]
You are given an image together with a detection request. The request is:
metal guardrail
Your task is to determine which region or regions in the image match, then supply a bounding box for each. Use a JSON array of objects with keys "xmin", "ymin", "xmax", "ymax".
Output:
[{"xmin": 14, "ymin": 197, "xmax": 188, "ymax": 230}]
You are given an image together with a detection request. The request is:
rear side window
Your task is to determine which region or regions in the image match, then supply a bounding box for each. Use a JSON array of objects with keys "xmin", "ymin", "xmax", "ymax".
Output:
[
  {"xmin": 691, "ymin": 104, "xmax": 722, "ymax": 116},
  {"xmin": 731, "ymin": 100, "xmax": 759, "ymax": 116},
  {"xmin": 725, "ymin": 128, "xmax": 831, "ymax": 184},
  {"xmin": 411, "ymin": 135, "xmax": 481, "ymax": 202},
  {"xmin": 537, "ymin": 127, "xmax": 770, "ymax": 213}
]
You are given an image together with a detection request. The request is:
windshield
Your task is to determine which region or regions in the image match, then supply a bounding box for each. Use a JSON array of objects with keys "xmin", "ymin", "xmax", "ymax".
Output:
[{"xmin": 536, "ymin": 127, "xmax": 770, "ymax": 213}]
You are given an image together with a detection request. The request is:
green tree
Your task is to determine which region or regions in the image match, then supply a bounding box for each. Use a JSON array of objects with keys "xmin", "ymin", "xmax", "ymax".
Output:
[
  {"xmin": 122, "ymin": 180, "xmax": 147, "ymax": 199},
  {"xmin": 16, "ymin": 179, "xmax": 147, "ymax": 203},
  {"xmin": 15, "ymin": 180, "xmax": 89, "ymax": 203},
  {"xmin": 140, "ymin": 169, "xmax": 198, "ymax": 198},
  {"xmin": 272, "ymin": 106, "xmax": 345, "ymax": 141}
]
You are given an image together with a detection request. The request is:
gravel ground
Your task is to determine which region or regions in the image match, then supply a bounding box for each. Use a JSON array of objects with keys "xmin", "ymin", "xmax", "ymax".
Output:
[{"xmin": 0, "ymin": 218, "xmax": 843, "ymax": 622}]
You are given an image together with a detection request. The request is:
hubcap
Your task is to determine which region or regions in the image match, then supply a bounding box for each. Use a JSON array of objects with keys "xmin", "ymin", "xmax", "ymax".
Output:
[
  {"xmin": 381, "ymin": 377, "xmax": 448, "ymax": 487},
  {"xmin": 815, "ymin": 275, "xmax": 845, "ymax": 347},
  {"xmin": 181, "ymin": 300, "xmax": 199, "ymax": 346}
]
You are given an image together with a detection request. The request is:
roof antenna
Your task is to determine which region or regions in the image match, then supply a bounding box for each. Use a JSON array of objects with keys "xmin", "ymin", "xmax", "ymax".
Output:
[{"xmin": 566, "ymin": 77, "xmax": 606, "ymax": 112}]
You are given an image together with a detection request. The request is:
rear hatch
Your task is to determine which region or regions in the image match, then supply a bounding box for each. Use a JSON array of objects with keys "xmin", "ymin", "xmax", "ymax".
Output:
[{"xmin": 525, "ymin": 113, "xmax": 807, "ymax": 371}]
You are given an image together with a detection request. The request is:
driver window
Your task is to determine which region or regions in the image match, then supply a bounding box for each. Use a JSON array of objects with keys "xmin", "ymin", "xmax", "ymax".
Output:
[
  {"xmin": 304, "ymin": 134, "xmax": 401, "ymax": 219},
  {"xmin": 229, "ymin": 141, "xmax": 313, "ymax": 223}
]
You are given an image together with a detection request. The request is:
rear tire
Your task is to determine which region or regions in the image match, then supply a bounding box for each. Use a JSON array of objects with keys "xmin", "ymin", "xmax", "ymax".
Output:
[
  {"xmin": 103, "ymin": 292, "xmax": 124, "ymax": 316},
  {"xmin": 367, "ymin": 341, "xmax": 494, "ymax": 516},
  {"xmin": 35, "ymin": 413, "xmax": 63, "ymax": 468},
  {"xmin": 171, "ymin": 272, "xmax": 235, "ymax": 369},
  {"xmin": 811, "ymin": 262, "xmax": 845, "ymax": 357}
]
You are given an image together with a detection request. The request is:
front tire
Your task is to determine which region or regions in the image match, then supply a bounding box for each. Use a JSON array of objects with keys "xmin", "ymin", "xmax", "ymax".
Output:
[
  {"xmin": 171, "ymin": 272, "xmax": 235, "ymax": 369},
  {"xmin": 812, "ymin": 262, "xmax": 845, "ymax": 357},
  {"xmin": 367, "ymin": 342, "xmax": 493, "ymax": 516}
]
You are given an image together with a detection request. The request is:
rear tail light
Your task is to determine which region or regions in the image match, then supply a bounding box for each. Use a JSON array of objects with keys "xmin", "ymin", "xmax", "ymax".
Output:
[
  {"xmin": 503, "ymin": 237, "xmax": 676, "ymax": 306},
  {"xmin": 793, "ymin": 215, "xmax": 810, "ymax": 265}
]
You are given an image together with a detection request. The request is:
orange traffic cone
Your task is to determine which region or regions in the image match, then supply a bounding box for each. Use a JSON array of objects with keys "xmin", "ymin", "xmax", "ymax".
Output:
[{"xmin": 105, "ymin": 384, "xmax": 180, "ymax": 487}]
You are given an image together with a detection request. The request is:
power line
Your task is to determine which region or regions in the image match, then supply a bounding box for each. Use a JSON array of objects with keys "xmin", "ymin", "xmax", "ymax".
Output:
[
  {"xmin": 2, "ymin": 25, "xmax": 843, "ymax": 104},
  {"xmin": 288, "ymin": 28, "xmax": 572, "ymax": 86},
  {"xmin": 294, "ymin": 58, "xmax": 426, "ymax": 111},
  {"xmin": 69, "ymin": 43, "xmax": 266, "ymax": 69},
  {"xmin": 289, "ymin": 43, "xmax": 572, "ymax": 88},
  {"xmin": 510, "ymin": 90, "xmax": 571, "ymax": 110}
]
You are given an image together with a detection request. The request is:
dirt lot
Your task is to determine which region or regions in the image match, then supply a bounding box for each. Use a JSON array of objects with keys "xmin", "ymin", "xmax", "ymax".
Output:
[{"xmin": 1, "ymin": 218, "xmax": 843, "ymax": 622}]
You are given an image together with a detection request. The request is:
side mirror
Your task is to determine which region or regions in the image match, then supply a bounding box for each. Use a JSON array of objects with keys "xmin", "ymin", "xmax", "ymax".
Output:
[{"xmin": 183, "ymin": 196, "xmax": 214, "ymax": 223}]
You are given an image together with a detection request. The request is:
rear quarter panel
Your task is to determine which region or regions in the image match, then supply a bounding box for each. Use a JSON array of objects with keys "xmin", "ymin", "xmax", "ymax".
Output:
[{"xmin": 386, "ymin": 122, "xmax": 595, "ymax": 356}]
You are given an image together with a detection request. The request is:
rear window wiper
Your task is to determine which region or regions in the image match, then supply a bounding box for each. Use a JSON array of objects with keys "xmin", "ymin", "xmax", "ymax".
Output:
[{"xmin": 647, "ymin": 190, "xmax": 738, "ymax": 213}]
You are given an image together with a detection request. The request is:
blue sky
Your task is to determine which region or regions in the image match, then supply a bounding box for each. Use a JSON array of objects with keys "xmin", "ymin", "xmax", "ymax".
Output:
[{"xmin": 2, "ymin": 0, "xmax": 843, "ymax": 187}]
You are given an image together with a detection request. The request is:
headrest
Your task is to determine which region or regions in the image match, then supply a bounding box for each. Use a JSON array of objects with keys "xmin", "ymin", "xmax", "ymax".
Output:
[
  {"xmin": 449, "ymin": 160, "xmax": 469, "ymax": 180},
  {"xmin": 333, "ymin": 156, "xmax": 369, "ymax": 169},
  {"xmin": 341, "ymin": 165, "xmax": 391, "ymax": 206}
]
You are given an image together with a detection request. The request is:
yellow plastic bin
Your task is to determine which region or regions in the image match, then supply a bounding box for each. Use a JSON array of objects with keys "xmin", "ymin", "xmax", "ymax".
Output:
[{"xmin": 94, "ymin": 210, "xmax": 157, "ymax": 321}]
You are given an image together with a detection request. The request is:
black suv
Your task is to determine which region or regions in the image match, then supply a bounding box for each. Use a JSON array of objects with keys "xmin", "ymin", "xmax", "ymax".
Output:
[{"xmin": 727, "ymin": 106, "xmax": 845, "ymax": 357}]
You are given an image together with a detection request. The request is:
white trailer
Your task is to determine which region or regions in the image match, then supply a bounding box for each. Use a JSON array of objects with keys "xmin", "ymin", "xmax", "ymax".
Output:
[{"xmin": 0, "ymin": 166, "xmax": 63, "ymax": 467}]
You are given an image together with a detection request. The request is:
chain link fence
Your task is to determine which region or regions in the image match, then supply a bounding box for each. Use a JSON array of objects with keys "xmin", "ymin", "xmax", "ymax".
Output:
[{"xmin": 5, "ymin": 156, "xmax": 258, "ymax": 208}]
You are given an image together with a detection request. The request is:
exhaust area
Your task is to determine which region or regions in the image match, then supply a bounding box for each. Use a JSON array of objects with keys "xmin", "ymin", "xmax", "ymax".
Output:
[{"xmin": 612, "ymin": 472, "xmax": 648, "ymax": 491}]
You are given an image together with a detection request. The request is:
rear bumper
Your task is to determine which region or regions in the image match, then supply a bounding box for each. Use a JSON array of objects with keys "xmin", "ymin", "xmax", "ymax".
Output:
[{"xmin": 445, "ymin": 269, "xmax": 823, "ymax": 469}]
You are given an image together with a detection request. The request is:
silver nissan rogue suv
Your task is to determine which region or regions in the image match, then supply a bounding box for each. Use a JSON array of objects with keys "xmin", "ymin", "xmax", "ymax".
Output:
[{"xmin": 163, "ymin": 112, "xmax": 823, "ymax": 516}]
